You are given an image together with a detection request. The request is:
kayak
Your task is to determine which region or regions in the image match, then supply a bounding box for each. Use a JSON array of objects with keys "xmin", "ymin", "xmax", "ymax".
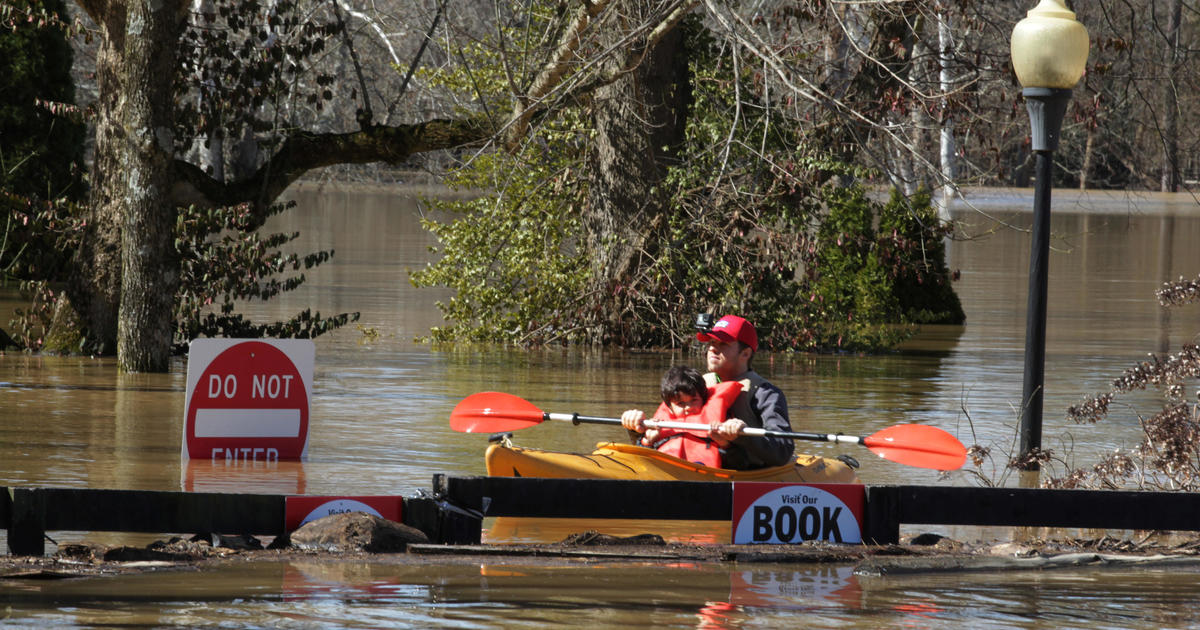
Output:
[{"xmin": 485, "ymin": 441, "xmax": 860, "ymax": 483}]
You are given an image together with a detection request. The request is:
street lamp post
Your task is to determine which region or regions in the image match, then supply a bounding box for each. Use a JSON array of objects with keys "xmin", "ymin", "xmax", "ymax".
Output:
[{"xmin": 1010, "ymin": 0, "xmax": 1089, "ymax": 470}]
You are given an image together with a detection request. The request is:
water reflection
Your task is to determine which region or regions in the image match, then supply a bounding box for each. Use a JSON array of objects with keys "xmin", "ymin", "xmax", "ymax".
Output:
[
  {"xmin": 6, "ymin": 557, "xmax": 1200, "ymax": 628},
  {"xmin": 856, "ymin": 563, "xmax": 1200, "ymax": 628},
  {"xmin": 728, "ymin": 565, "xmax": 861, "ymax": 610},
  {"xmin": 485, "ymin": 517, "xmax": 731, "ymax": 545},
  {"xmin": 182, "ymin": 459, "xmax": 308, "ymax": 495}
]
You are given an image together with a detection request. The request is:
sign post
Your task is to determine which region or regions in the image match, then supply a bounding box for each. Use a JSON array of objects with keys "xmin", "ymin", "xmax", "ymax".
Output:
[{"xmin": 183, "ymin": 339, "xmax": 315, "ymax": 462}]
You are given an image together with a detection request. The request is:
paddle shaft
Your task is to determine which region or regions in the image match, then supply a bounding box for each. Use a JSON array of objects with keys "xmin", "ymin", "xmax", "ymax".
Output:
[
  {"xmin": 451, "ymin": 391, "xmax": 966, "ymax": 469},
  {"xmin": 545, "ymin": 412, "xmax": 865, "ymax": 445}
]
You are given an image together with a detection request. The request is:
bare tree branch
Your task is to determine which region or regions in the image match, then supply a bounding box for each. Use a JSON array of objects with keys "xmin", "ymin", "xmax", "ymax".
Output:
[
  {"xmin": 503, "ymin": 0, "xmax": 698, "ymax": 148},
  {"xmin": 171, "ymin": 117, "xmax": 493, "ymax": 221}
]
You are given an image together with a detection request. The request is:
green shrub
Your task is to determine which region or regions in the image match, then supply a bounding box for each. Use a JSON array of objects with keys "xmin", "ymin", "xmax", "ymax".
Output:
[{"xmin": 410, "ymin": 13, "xmax": 963, "ymax": 352}]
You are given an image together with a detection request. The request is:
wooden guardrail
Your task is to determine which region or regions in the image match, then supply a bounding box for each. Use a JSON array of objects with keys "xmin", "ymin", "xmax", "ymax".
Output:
[
  {"xmin": 5, "ymin": 480, "xmax": 1200, "ymax": 555},
  {"xmin": 0, "ymin": 486, "xmax": 472, "ymax": 556},
  {"xmin": 2, "ymin": 487, "xmax": 285, "ymax": 556},
  {"xmin": 434, "ymin": 476, "xmax": 1200, "ymax": 545}
]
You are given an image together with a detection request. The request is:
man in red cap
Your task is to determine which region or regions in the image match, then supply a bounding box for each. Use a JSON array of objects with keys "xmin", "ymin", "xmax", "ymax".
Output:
[{"xmin": 694, "ymin": 315, "xmax": 795, "ymax": 469}]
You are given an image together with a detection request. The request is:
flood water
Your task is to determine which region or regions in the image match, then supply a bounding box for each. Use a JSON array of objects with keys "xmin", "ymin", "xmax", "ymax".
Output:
[{"xmin": 4, "ymin": 183, "xmax": 1200, "ymax": 627}]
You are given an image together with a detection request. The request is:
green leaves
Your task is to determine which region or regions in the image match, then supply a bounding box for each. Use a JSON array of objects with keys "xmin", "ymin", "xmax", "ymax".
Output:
[
  {"xmin": 408, "ymin": 8, "xmax": 963, "ymax": 353},
  {"xmin": 411, "ymin": 121, "xmax": 589, "ymax": 345},
  {"xmin": 0, "ymin": 0, "xmax": 85, "ymax": 202},
  {"xmin": 172, "ymin": 201, "xmax": 358, "ymax": 351},
  {"xmin": 175, "ymin": 0, "xmax": 340, "ymax": 154}
]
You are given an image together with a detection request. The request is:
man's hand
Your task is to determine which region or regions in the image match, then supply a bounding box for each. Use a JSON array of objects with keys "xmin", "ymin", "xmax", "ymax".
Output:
[
  {"xmin": 709, "ymin": 418, "xmax": 746, "ymax": 446},
  {"xmin": 621, "ymin": 409, "xmax": 647, "ymax": 433}
]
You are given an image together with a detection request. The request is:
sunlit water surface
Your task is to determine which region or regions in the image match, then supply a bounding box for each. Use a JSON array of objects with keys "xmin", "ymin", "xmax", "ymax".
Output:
[
  {"xmin": 5, "ymin": 557, "xmax": 1200, "ymax": 628},
  {"xmin": 4, "ymin": 185, "xmax": 1200, "ymax": 627}
]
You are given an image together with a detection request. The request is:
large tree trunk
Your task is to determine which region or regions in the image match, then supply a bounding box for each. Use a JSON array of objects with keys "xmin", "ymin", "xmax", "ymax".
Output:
[
  {"xmin": 66, "ymin": 0, "xmax": 187, "ymax": 369},
  {"xmin": 66, "ymin": 5, "xmax": 126, "ymax": 356},
  {"xmin": 584, "ymin": 4, "xmax": 689, "ymax": 344},
  {"xmin": 115, "ymin": 0, "xmax": 187, "ymax": 371}
]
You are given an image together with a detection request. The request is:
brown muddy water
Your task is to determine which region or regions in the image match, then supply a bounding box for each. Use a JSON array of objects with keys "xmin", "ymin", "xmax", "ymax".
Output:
[{"xmin": 4, "ymin": 184, "xmax": 1200, "ymax": 627}]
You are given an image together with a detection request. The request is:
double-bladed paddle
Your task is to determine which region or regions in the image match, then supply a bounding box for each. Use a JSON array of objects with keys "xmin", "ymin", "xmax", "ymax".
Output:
[{"xmin": 450, "ymin": 391, "xmax": 968, "ymax": 471}]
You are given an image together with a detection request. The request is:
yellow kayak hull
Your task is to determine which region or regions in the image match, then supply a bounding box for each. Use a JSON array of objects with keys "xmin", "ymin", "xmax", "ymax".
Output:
[{"xmin": 485, "ymin": 441, "xmax": 860, "ymax": 483}]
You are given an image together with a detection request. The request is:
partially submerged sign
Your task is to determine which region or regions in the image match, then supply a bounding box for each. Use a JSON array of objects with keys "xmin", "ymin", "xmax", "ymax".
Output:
[
  {"xmin": 732, "ymin": 482, "xmax": 865, "ymax": 544},
  {"xmin": 284, "ymin": 496, "xmax": 405, "ymax": 532},
  {"xmin": 183, "ymin": 338, "xmax": 315, "ymax": 461}
]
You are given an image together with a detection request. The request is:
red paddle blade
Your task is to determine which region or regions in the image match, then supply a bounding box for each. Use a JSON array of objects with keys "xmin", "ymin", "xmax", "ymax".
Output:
[
  {"xmin": 862, "ymin": 424, "xmax": 968, "ymax": 471},
  {"xmin": 449, "ymin": 392, "xmax": 546, "ymax": 433}
]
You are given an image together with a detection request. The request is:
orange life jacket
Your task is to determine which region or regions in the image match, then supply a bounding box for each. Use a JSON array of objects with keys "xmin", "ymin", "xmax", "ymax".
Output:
[{"xmin": 648, "ymin": 381, "xmax": 743, "ymax": 468}]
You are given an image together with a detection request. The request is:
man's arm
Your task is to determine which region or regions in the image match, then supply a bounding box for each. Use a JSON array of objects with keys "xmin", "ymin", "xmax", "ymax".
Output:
[{"xmin": 735, "ymin": 384, "xmax": 795, "ymax": 467}]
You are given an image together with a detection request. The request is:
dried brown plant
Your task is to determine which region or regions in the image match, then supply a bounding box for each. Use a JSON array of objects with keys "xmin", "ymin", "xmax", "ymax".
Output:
[
  {"xmin": 1157, "ymin": 275, "xmax": 1200, "ymax": 308},
  {"xmin": 1043, "ymin": 275, "xmax": 1200, "ymax": 491}
]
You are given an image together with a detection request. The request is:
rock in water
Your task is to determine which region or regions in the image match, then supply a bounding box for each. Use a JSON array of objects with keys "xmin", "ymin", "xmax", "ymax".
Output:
[{"xmin": 289, "ymin": 512, "xmax": 429, "ymax": 553}]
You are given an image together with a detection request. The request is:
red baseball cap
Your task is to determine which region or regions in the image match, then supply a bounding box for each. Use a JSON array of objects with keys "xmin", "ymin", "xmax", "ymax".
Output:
[{"xmin": 696, "ymin": 315, "xmax": 758, "ymax": 351}]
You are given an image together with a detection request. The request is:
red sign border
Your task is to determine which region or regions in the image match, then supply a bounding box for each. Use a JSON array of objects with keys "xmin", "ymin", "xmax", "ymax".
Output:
[{"xmin": 183, "ymin": 338, "xmax": 314, "ymax": 461}]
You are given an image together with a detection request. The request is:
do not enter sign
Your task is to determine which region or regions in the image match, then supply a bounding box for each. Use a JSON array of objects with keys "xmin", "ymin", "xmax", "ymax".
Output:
[{"xmin": 183, "ymin": 339, "xmax": 315, "ymax": 461}]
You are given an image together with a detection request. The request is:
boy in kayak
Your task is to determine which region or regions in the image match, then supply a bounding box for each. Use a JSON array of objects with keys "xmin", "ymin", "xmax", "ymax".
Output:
[
  {"xmin": 620, "ymin": 365, "xmax": 742, "ymax": 468},
  {"xmin": 623, "ymin": 315, "xmax": 794, "ymax": 470},
  {"xmin": 695, "ymin": 314, "xmax": 795, "ymax": 470}
]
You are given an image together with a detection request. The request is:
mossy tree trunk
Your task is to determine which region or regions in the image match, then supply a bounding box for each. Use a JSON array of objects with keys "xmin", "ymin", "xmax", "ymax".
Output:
[
  {"xmin": 114, "ymin": 0, "xmax": 187, "ymax": 371},
  {"xmin": 64, "ymin": 3, "xmax": 124, "ymax": 357},
  {"xmin": 63, "ymin": 0, "xmax": 187, "ymax": 370}
]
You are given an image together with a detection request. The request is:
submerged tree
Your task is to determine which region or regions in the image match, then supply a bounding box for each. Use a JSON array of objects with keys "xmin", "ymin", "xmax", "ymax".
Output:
[
  {"xmin": 31, "ymin": 0, "xmax": 1200, "ymax": 368},
  {"xmin": 22, "ymin": 0, "xmax": 487, "ymax": 370},
  {"xmin": 1, "ymin": 0, "xmax": 358, "ymax": 356},
  {"xmin": 0, "ymin": 0, "xmax": 85, "ymax": 351},
  {"xmin": 414, "ymin": 11, "xmax": 964, "ymax": 349},
  {"xmin": 0, "ymin": 0, "xmax": 994, "ymax": 366}
]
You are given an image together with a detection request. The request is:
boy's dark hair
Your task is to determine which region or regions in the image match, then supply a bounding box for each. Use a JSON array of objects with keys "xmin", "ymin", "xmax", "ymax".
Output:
[{"xmin": 660, "ymin": 366, "xmax": 709, "ymax": 405}]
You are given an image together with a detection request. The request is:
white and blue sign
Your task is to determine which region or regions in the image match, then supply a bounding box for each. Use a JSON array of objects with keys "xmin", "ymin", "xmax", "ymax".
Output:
[{"xmin": 732, "ymin": 483, "xmax": 865, "ymax": 544}]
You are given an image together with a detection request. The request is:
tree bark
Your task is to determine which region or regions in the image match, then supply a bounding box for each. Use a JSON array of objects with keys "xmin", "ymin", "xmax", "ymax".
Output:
[
  {"xmin": 1080, "ymin": 123, "xmax": 1094, "ymax": 190},
  {"xmin": 66, "ymin": 2, "xmax": 125, "ymax": 356},
  {"xmin": 584, "ymin": 2, "xmax": 689, "ymax": 343},
  {"xmin": 115, "ymin": 0, "xmax": 188, "ymax": 371},
  {"xmin": 171, "ymin": 119, "xmax": 492, "ymax": 224},
  {"xmin": 901, "ymin": 13, "xmax": 929, "ymax": 197}
]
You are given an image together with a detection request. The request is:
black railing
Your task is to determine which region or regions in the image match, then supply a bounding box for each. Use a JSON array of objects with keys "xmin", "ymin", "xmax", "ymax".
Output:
[{"xmin": 5, "ymin": 479, "xmax": 1200, "ymax": 555}]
